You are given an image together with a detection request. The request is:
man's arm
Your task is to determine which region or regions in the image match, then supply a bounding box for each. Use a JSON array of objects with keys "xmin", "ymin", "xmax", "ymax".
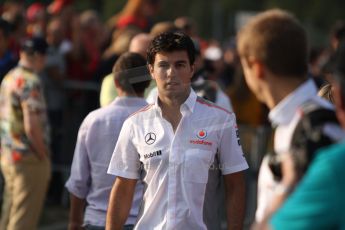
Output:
[
  {"xmin": 22, "ymin": 103, "xmax": 48, "ymax": 160},
  {"xmin": 68, "ymin": 194, "xmax": 86, "ymax": 230},
  {"xmin": 224, "ymin": 171, "xmax": 246, "ymax": 230},
  {"xmin": 106, "ymin": 177, "xmax": 138, "ymax": 230}
]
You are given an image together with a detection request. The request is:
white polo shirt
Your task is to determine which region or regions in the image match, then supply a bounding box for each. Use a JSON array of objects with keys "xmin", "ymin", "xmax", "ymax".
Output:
[
  {"xmin": 108, "ymin": 89, "xmax": 248, "ymax": 230},
  {"xmin": 255, "ymin": 79, "xmax": 334, "ymax": 221}
]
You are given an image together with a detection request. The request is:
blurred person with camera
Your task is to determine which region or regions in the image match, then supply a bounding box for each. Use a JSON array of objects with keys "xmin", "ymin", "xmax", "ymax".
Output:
[
  {"xmin": 255, "ymin": 42, "xmax": 345, "ymax": 230},
  {"xmin": 237, "ymin": 9, "xmax": 338, "ymax": 223}
]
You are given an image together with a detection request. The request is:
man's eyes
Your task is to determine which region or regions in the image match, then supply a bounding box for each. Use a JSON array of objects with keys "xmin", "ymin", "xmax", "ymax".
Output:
[
  {"xmin": 176, "ymin": 63, "xmax": 186, "ymax": 68},
  {"xmin": 158, "ymin": 63, "xmax": 169, "ymax": 68},
  {"xmin": 157, "ymin": 63, "xmax": 187, "ymax": 68}
]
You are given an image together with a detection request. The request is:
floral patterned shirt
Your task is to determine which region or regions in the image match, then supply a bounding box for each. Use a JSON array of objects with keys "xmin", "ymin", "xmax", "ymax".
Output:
[{"xmin": 0, "ymin": 66, "xmax": 50, "ymax": 163}]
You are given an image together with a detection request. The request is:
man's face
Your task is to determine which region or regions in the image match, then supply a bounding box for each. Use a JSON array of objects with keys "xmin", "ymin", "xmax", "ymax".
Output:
[
  {"xmin": 149, "ymin": 50, "xmax": 194, "ymax": 98},
  {"xmin": 240, "ymin": 57, "xmax": 265, "ymax": 104}
]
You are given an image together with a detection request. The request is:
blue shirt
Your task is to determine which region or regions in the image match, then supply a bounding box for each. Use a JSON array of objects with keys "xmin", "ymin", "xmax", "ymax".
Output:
[
  {"xmin": 65, "ymin": 97, "xmax": 147, "ymax": 226},
  {"xmin": 271, "ymin": 141, "xmax": 345, "ymax": 230}
]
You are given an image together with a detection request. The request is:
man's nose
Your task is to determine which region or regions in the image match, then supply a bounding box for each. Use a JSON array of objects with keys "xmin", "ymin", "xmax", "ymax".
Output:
[{"xmin": 167, "ymin": 66, "xmax": 176, "ymax": 78}]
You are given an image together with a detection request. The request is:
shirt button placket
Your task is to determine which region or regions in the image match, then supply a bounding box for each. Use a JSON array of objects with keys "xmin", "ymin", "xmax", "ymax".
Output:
[{"xmin": 167, "ymin": 125, "xmax": 179, "ymax": 229}]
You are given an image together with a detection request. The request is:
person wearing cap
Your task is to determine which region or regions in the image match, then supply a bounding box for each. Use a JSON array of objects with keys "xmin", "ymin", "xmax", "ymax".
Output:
[{"xmin": 0, "ymin": 37, "xmax": 51, "ymax": 230}]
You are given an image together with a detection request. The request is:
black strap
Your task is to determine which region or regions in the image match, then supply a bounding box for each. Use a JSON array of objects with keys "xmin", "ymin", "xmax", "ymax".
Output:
[{"xmin": 290, "ymin": 102, "xmax": 339, "ymax": 175}]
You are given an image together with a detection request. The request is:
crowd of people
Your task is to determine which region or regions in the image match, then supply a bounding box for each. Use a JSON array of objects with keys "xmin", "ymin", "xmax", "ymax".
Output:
[{"xmin": 0, "ymin": 0, "xmax": 345, "ymax": 230}]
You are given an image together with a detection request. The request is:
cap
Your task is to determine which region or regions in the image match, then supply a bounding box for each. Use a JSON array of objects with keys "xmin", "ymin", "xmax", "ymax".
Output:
[{"xmin": 21, "ymin": 37, "xmax": 48, "ymax": 55}]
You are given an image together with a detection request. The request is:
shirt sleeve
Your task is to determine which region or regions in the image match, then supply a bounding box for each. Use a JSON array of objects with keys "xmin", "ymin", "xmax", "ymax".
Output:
[
  {"xmin": 20, "ymin": 77, "xmax": 45, "ymax": 112},
  {"xmin": 219, "ymin": 113, "xmax": 249, "ymax": 175},
  {"xmin": 65, "ymin": 118, "xmax": 91, "ymax": 198},
  {"xmin": 107, "ymin": 119, "xmax": 141, "ymax": 179},
  {"xmin": 270, "ymin": 151, "xmax": 339, "ymax": 230}
]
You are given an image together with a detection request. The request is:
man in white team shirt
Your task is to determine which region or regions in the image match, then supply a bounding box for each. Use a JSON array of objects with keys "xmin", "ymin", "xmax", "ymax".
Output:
[
  {"xmin": 237, "ymin": 9, "xmax": 334, "ymax": 222},
  {"xmin": 106, "ymin": 32, "xmax": 248, "ymax": 230}
]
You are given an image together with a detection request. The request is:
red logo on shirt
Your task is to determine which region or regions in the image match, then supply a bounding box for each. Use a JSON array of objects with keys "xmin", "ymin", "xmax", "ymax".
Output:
[
  {"xmin": 190, "ymin": 139, "xmax": 212, "ymax": 146},
  {"xmin": 197, "ymin": 129, "xmax": 207, "ymax": 139}
]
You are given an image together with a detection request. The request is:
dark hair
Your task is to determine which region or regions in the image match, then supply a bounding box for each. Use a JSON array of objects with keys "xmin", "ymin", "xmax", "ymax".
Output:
[
  {"xmin": 21, "ymin": 37, "xmax": 48, "ymax": 55},
  {"xmin": 113, "ymin": 52, "xmax": 151, "ymax": 95},
  {"xmin": 147, "ymin": 31, "xmax": 196, "ymax": 66},
  {"xmin": 237, "ymin": 9, "xmax": 308, "ymax": 77}
]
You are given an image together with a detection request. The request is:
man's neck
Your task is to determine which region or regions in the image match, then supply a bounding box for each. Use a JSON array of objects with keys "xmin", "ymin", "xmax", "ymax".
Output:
[
  {"xmin": 266, "ymin": 76, "xmax": 307, "ymax": 109},
  {"xmin": 158, "ymin": 89, "xmax": 190, "ymax": 110},
  {"xmin": 19, "ymin": 59, "xmax": 35, "ymax": 73},
  {"xmin": 158, "ymin": 89, "xmax": 190, "ymax": 132},
  {"xmin": 117, "ymin": 89, "xmax": 144, "ymax": 98}
]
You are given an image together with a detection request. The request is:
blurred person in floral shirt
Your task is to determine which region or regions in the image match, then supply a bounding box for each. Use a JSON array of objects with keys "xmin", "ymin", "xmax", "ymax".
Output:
[{"xmin": 0, "ymin": 37, "xmax": 51, "ymax": 230}]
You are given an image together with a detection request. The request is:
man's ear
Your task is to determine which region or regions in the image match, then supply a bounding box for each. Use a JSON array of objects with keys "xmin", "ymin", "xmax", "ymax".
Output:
[
  {"xmin": 148, "ymin": 64, "xmax": 155, "ymax": 80},
  {"xmin": 333, "ymin": 84, "xmax": 345, "ymax": 128},
  {"xmin": 241, "ymin": 56, "xmax": 265, "ymax": 81},
  {"xmin": 114, "ymin": 78, "xmax": 120, "ymax": 88},
  {"xmin": 190, "ymin": 64, "xmax": 195, "ymax": 78},
  {"xmin": 334, "ymin": 84, "xmax": 345, "ymax": 111},
  {"xmin": 251, "ymin": 58, "xmax": 265, "ymax": 80}
]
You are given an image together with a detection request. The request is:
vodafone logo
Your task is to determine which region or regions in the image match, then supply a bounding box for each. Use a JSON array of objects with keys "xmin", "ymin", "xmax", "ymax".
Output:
[{"xmin": 196, "ymin": 129, "xmax": 207, "ymax": 139}]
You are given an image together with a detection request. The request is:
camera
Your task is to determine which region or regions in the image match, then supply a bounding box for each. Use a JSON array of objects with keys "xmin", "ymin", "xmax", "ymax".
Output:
[{"xmin": 268, "ymin": 107, "xmax": 341, "ymax": 182}]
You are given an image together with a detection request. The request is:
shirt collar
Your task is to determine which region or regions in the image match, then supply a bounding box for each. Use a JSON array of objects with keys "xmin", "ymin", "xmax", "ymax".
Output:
[
  {"xmin": 269, "ymin": 79, "xmax": 318, "ymax": 126},
  {"xmin": 153, "ymin": 88, "xmax": 197, "ymax": 115},
  {"xmin": 111, "ymin": 96, "xmax": 147, "ymax": 106}
]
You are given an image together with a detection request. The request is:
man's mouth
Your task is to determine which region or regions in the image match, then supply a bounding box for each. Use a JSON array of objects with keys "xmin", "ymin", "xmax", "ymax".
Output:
[{"xmin": 166, "ymin": 82, "xmax": 179, "ymax": 86}]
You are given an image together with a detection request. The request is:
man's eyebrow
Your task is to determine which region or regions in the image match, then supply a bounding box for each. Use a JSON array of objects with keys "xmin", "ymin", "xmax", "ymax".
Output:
[
  {"xmin": 157, "ymin": 60, "xmax": 168, "ymax": 64},
  {"xmin": 175, "ymin": 60, "xmax": 188, "ymax": 64}
]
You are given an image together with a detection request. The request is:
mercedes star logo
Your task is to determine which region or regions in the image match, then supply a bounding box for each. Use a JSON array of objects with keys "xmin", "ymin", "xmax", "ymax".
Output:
[{"xmin": 145, "ymin": 132, "xmax": 156, "ymax": 145}]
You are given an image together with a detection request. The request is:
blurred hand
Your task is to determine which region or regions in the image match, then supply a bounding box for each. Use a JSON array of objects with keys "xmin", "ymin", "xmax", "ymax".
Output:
[
  {"xmin": 68, "ymin": 222, "xmax": 84, "ymax": 230},
  {"xmin": 281, "ymin": 153, "xmax": 297, "ymax": 187}
]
